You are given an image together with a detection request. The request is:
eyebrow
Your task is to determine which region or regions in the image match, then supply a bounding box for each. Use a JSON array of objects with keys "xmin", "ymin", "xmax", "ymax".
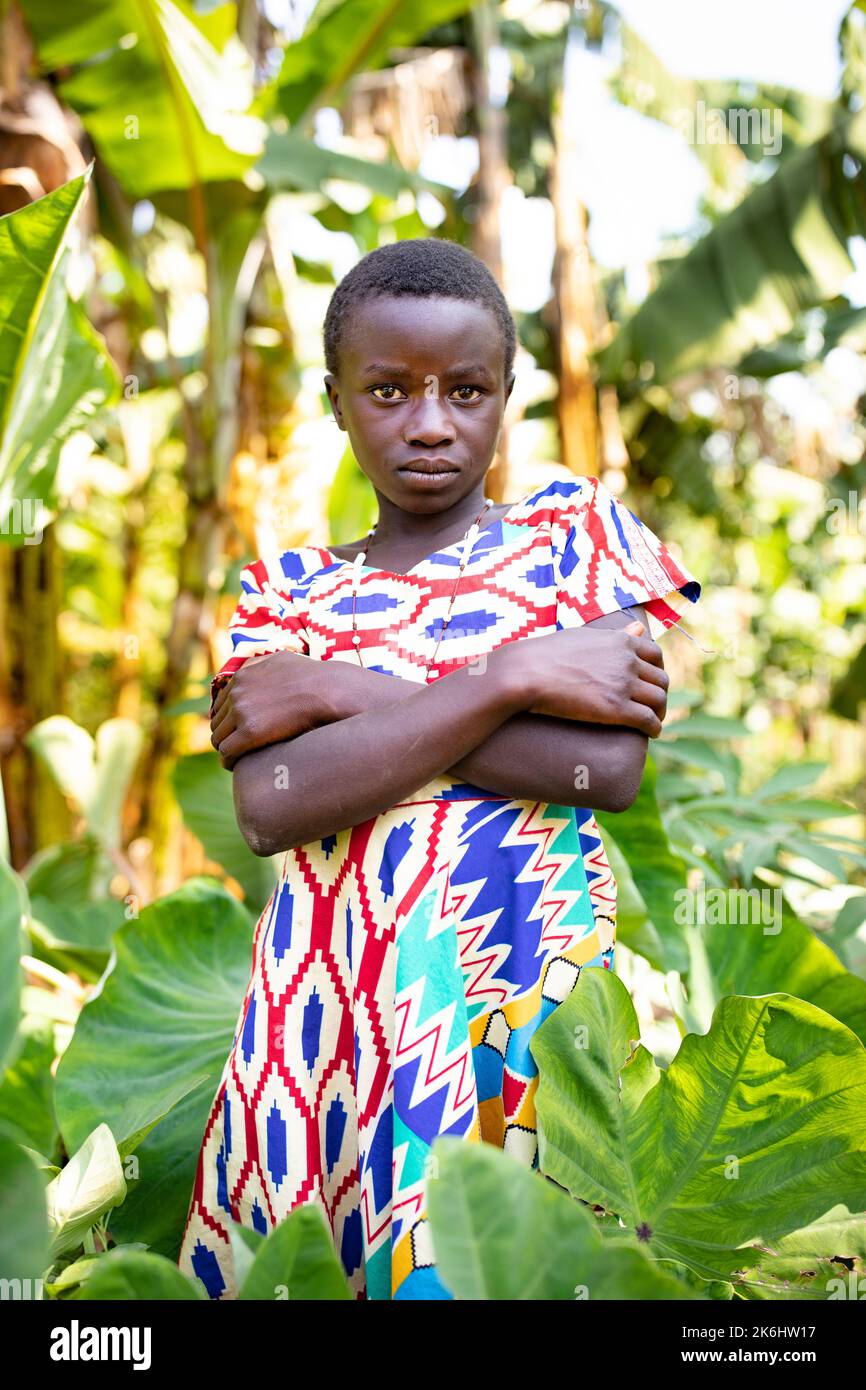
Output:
[{"xmin": 359, "ymin": 362, "xmax": 497, "ymax": 384}]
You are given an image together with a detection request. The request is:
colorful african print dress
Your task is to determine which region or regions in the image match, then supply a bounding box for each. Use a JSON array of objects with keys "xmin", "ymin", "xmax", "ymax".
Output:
[{"xmin": 177, "ymin": 475, "xmax": 701, "ymax": 1300}]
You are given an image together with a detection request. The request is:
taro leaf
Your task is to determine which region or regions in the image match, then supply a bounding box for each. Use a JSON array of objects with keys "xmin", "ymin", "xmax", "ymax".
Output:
[
  {"xmin": 172, "ymin": 752, "xmax": 278, "ymax": 911},
  {"xmin": 426, "ymin": 1137, "xmax": 698, "ymax": 1300},
  {"xmin": 597, "ymin": 756, "xmax": 689, "ymax": 974},
  {"xmin": 26, "ymin": 717, "xmax": 141, "ymax": 850},
  {"xmin": 46, "ymin": 1122, "xmax": 127, "ymax": 1256},
  {"xmin": 0, "ymin": 1130, "xmax": 50, "ymax": 1283},
  {"xmin": 23, "ymin": 839, "xmax": 124, "ymax": 980},
  {"xmin": 0, "ymin": 857, "xmax": 28, "ymax": 1070},
  {"xmin": 0, "ymin": 1023, "xmax": 58, "ymax": 1158},
  {"xmin": 697, "ymin": 902, "xmax": 866, "ymax": 1045},
  {"xmin": 55, "ymin": 878, "xmax": 252, "ymax": 1258},
  {"xmin": 238, "ymin": 1206, "xmax": 353, "ymax": 1301},
  {"xmin": 532, "ymin": 967, "xmax": 866, "ymax": 1286},
  {"xmin": 76, "ymin": 1249, "xmax": 206, "ymax": 1300}
]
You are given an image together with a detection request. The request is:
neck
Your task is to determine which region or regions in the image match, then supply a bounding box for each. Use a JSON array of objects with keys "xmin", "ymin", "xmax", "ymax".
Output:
[{"xmin": 370, "ymin": 482, "xmax": 491, "ymax": 544}]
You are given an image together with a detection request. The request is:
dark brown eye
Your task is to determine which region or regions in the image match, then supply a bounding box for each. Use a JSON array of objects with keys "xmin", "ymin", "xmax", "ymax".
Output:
[
  {"xmin": 450, "ymin": 386, "xmax": 482, "ymax": 402},
  {"xmin": 370, "ymin": 384, "xmax": 406, "ymax": 401}
]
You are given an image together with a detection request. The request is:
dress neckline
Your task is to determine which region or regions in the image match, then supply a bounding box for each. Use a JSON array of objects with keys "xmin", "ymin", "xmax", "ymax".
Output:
[{"xmin": 319, "ymin": 488, "xmax": 536, "ymax": 579}]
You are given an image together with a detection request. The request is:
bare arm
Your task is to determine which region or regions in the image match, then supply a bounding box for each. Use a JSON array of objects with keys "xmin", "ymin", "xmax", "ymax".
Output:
[
  {"xmin": 215, "ymin": 616, "xmax": 668, "ymax": 855},
  {"xmin": 213, "ymin": 607, "xmax": 661, "ymax": 814},
  {"xmin": 230, "ymin": 645, "xmax": 532, "ymax": 857}
]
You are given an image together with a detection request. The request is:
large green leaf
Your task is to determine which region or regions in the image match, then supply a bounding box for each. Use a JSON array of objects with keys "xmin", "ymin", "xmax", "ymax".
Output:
[
  {"xmin": 26, "ymin": 717, "xmax": 142, "ymax": 850},
  {"xmin": 0, "ymin": 1131, "xmax": 50, "ymax": 1283},
  {"xmin": 22, "ymin": 838, "xmax": 124, "ymax": 979},
  {"xmin": 597, "ymin": 756, "xmax": 689, "ymax": 974},
  {"xmin": 695, "ymin": 902, "xmax": 866, "ymax": 1046},
  {"xmin": 0, "ymin": 1024, "xmax": 58, "ymax": 1158},
  {"xmin": 426, "ymin": 1138, "xmax": 697, "ymax": 1300},
  {"xmin": 276, "ymin": 0, "xmax": 477, "ymax": 124},
  {"xmin": 0, "ymin": 858, "xmax": 28, "ymax": 1071},
  {"xmin": 172, "ymin": 752, "xmax": 279, "ymax": 910},
  {"xmin": 0, "ymin": 173, "xmax": 118, "ymax": 536},
  {"xmin": 45, "ymin": 1122, "xmax": 127, "ymax": 1256},
  {"xmin": 258, "ymin": 130, "xmax": 452, "ymax": 199},
  {"xmin": 55, "ymin": 878, "xmax": 253, "ymax": 1258},
  {"xmin": 532, "ymin": 968, "xmax": 866, "ymax": 1286},
  {"xmin": 597, "ymin": 108, "xmax": 866, "ymax": 387},
  {"xmin": 76, "ymin": 1249, "xmax": 206, "ymax": 1300},
  {"xmin": 21, "ymin": 0, "xmax": 261, "ymax": 200},
  {"xmin": 238, "ymin": 1206, "xmax": 353, "ymax": 1301}
]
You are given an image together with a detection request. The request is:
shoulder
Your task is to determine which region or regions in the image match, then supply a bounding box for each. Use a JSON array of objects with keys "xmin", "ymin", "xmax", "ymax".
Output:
[
  {"xmin": 509, "ymin": 475, "xmax": 607, "ymax": 530},
  {"xmin": 237, "ymin": 545, "xmax": 334, "ymax": 600}
]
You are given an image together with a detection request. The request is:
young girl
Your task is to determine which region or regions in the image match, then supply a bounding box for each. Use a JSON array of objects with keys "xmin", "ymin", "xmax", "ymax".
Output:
[{"xmin": 177, "ymin": 238, "xmax": 701, "ymax": 1300}]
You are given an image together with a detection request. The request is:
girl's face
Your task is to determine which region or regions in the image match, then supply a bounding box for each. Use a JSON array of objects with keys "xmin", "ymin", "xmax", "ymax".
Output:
[{"xmin": 324, "ymin": 294, "xmax": 514, "ymax": 515}]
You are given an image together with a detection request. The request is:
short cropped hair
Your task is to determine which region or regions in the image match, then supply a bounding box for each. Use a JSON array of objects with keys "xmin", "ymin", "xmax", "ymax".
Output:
[{"xmin": 323, "ymin": 237, "xmax": 516, "ymax": 382}]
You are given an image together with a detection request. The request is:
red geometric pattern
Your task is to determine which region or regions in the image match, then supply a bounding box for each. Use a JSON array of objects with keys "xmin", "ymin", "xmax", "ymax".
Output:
[{"xmin": 177, "ymin": 477, "xmax": 701, "ymax": 1300}]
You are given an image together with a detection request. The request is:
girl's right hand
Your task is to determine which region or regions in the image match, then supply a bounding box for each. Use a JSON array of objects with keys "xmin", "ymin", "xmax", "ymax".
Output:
[{"xmin": 495, "ymin": 620, "xmax": 670, "ymax": 737}]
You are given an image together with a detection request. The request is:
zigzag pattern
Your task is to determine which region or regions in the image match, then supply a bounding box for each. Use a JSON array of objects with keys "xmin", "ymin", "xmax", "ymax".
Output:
[{"xmin": 180, "ymin": 476, "xmax": 701, "ymax": 1301}]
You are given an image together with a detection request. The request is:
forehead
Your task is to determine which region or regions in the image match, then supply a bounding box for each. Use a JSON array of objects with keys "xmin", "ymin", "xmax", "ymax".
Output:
[{"xmin": 341, "ymin": 295, "xmax": 504, "ymax": 376}]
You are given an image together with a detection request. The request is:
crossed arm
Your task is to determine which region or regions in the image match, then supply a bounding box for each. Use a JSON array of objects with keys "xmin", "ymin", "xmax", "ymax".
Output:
[{"xmin": 210, "ymin": 605, "xmax": 669, "ymax": 857}]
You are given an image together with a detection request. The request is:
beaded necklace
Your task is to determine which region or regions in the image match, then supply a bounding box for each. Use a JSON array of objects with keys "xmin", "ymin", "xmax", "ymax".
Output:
[{"xmin": 349, "ymin": 495, "xmax": 495, "ymax": 680}]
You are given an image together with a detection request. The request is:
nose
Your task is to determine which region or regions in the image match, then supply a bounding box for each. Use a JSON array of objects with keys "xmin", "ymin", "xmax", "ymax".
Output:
[{"xmin": 402, "ymin": 391, "xmax": 457, "ymax": 448}]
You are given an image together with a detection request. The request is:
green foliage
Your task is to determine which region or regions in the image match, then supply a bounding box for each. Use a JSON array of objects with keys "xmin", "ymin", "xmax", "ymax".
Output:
[
  {"xmin": 597, "ymin": 108, "xmax": 866, "ymax": 387},
  {"xmin": 0, "ymin": 1023, "xmax": 58, "ymax": 1157},
  {"xmin": 21, "ymin": 0, "xmax": 260, "ymax": 201},
  {"xmin": 45, "ymin": 1122, "xmax": 127, "ymax": 1257},
  {"xmin": 0, "ymin": 858, "xmax": 27, "ymax": 1070},
  {"xmin": 55, "ymin": 878, "xmax": 252, "ymax": 1257},
  {"xmin": 275, "ymin": 0, "xmax": 478, "ymax": 123},
  {"xmin": 2, "ymin": 0, "xmax": 865, "ymax": 1308},
  {"xmin": 532, "ymin": 969, "xmax": 866, "ymax": 1293},
  {"xmin": 236, "ymin": 1205, "xmax": 353, "ymax": 1301},
  {"xmin": 26, "ymin": 716, "xmax": 142, "ymax": 851},
  {"xmin": 172, "ymin": 752, "xmax": 279, "ymax": 909},
  {"xmin": 597, "ymin": 756, "xmax": 689, "ymax": 974},
  {"xmin": 0, "ymin": 172, "xmax": 118, "ymax": 537},
  {"xmin": 427, "ymin": 1138, "xmax": 699, "ymax": 1300},
  {"xmin": 0, "ymin": 1130, "xmax": 50, "ymax": 1282}
]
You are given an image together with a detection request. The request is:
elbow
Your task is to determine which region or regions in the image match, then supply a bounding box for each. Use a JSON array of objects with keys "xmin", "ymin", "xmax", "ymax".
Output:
[
  {"xmin": 240, "ymin": 817, "xmax": 279, "ymax": 858},
  {"xmin": 593, "ymin": 732, "xmax": 648, "ymax": 814},
  {"xmin": 232, "ymin": 760, "xmax": 295, "ymax": 857}
]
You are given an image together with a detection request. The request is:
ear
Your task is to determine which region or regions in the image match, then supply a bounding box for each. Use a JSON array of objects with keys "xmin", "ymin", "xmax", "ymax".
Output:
[
  {"xmin": 323, "ymin": 374, "xmax": 346, "ymax": 429},
  {"xmin": 504, "ymin": 372, "xmax": 516, "ymax": 404}
]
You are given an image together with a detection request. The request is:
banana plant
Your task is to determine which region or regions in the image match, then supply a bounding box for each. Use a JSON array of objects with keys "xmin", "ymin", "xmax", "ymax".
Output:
[
  {"xmin": 0, "ymin": 170, "xmax": 119, "ymax": 539},
  {"xmin": 596, "ymin": 107, "xmax": 866, "ymax": 388}
]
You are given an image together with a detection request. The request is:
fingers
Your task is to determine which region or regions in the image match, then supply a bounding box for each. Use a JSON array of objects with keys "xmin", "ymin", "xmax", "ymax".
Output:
[
  {"xmin": 632, "ymin": 633, "xmax": 665, "ymax": 669},
  {"xmin": 631, "ymin": 677, "xmax": 668, "ymax": 719},
  {"xmin": 636, "ymin": 658, "xmax": 670, "ymax": 692},
  {"xmin": 211, "ymin": 681, "xmax": 230, "ymax": 720},
  {"xmin": 216, "ymin": 730, "xmax": 244, "ymax": 766},
  {"xmin": 622, "ymin": 698, "xmax": 663, "ymax": 738},
  {"xmin": 210, "ymin": 705, "xmax": 236, "ymax": 750}
]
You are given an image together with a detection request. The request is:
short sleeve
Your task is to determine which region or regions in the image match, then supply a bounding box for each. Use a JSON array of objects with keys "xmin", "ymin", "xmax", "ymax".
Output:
[
  {"xmin": 210, "ymin": 554, "xmax": 311, "ymax": 713},
  {"xmin": 552, "ymin": 477, "xmax": 701, "ymax": 641}
]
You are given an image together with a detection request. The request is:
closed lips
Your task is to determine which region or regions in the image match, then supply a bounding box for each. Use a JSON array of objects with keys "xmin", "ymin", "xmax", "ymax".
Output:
[{"xmin": 399, "ymin": 463, "xmax": 459, "ymax": 474}]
